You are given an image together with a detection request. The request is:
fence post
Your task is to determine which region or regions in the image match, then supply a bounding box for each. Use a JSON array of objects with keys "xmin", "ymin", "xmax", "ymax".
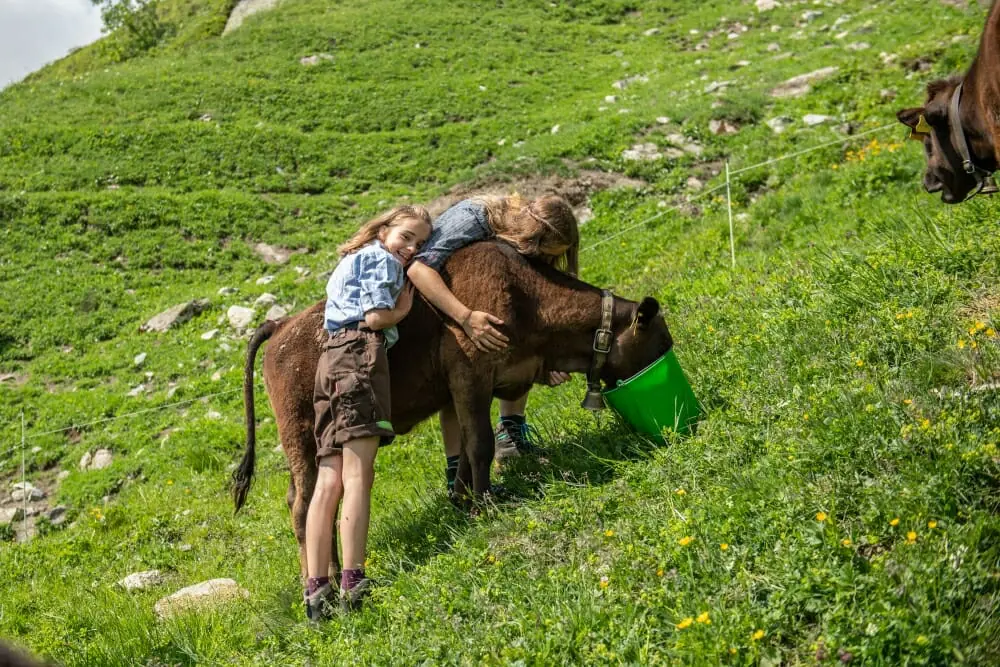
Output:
[{"xmin": 725, "ymin": 160, "xmax": 736, "ymax": 268}]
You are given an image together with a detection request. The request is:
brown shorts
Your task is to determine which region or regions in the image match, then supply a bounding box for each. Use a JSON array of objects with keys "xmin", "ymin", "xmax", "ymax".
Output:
[{"xmin": 313, "ymin": 327, "xmax": 395, "ymax": 461}]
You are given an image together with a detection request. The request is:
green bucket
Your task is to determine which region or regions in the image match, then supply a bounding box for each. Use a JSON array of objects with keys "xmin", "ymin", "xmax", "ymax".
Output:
[{"xmin": 603, "ymin": 349, "xmax": 701, "ymax": 438}]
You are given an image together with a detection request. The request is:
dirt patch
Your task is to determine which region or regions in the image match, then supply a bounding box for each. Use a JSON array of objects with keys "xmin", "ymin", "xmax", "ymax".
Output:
[{"xmin": 425, "ymin": 170, "xmax": 647, "ymax": 224}]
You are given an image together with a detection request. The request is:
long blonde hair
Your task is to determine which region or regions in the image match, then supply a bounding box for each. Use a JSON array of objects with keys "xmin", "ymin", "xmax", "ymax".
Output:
[
  {"xmin": 338, "ymin": 205, "xmax": 432, "ymax": 257},
  {"xmin": 472, "ymin": 194, "xmax": 580, "ymax": 275}
]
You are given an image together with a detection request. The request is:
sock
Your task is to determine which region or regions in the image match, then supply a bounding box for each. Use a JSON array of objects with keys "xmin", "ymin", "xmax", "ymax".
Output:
[
  {"xmin": 307, "ymin": 576, "xmax": 329, "ymax": 595},
  {"xmin": 445, "ymin": 455, "xmax": 460, "ymax": 490},
  {"xmin": 341, "ymin": 568, "xmax": 365, "ymax": 591},
  {"xmin": 500, "ymin": 414, "xmax": 525, "ymax": 426}
]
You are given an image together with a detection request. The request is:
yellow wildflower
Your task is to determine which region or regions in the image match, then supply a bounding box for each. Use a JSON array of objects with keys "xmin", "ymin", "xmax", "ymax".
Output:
[
  {"xmin": 803, "ymin": 413, "xmax": 810, "ymax": 421},
  {"xmin": 656, "ymin": 568, "xmax": 664, "ymax": 577},
  {"xmin": 928, "ymin": 520, "xmax": 938, "ymax": 529},
  {"xmin": 972, "ymin": 340, "xmax": 979, "ymax": 349},
  {"xmin": 976, "ymin": 321, "xmax": 986, "ymax": 332},
  {"xmin": 916, "ymin": 635, "xmax": 928, "ymax": 645},
  {"xmin": 921, "ymin": 418, "xmax": 931, "ymax": 430},
  {"xmin": 842, "ymin": 538, "xmax": 852, "ymax": 547},
  {"xmin": 816, "ymin": 512, "xmax": 827, "ymax": 522},
  {"xmin": 855, "ymin": 359, "xmax": 864, "ymax": 367},
  {"xmin": 907, "ymin": 531, "xmax": 917, "ymax": 543},
  {"xmin": 604, "ymin": 529, "xmax": 614, "ymax": 537},
  {"xmin": 752, "ymin": 629, "xmax": 766, "ymax": 641},
  {"xmin": 903, "ymin": 399, "xmax": 913, "ymax": 405},
  {"xmin": 697, "ymin": 612, "xmax": 711, "ymax": 624},
  {"xmin": 675, "ymin": 488, "xmax": 687, "ymax": 496},
  {"xmin": 679, "ymin": 535, "xmax": 694, "ymax": 546},
  {"xmin": 166, "ymin": 479, "xmax": 173, "ymax": 485},
  {"xmin": 729, "ymin": 648, "xmax": 738, "ymax": 655},
  {"xmin": 676, "ymin": 617, "xmax": 693, "ymax": 630},
  {"xmin": 599, "ymin": 576, "xmax": 609, "ymax": 588},
  {"xmin": 890, "ymin": 517, "xmax": 900, "ymax": 527},
  {"xmin": 987, "ymin": 328, "xmax": 996, "ymax": 338},
  {"xmin": 958, "ymin": 339, "xmax": 966, "ymax": 349},
  {"xmin": 720, "ymin": 543, "xmax": 729, "ymax": 551}
]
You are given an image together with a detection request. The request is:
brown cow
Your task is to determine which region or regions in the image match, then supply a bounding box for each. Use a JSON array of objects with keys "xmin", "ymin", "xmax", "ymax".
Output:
[
  {"xmin": 896, "ymin": 1, "xmax": 1000, "ymax": 203},
  {"xmin": 232, "ymin": 241, "xmax": 674, "ymax": 579}
]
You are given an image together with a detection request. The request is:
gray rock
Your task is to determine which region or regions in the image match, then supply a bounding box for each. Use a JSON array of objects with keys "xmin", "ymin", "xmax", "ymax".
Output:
[
  {"xmin": 253, "ymin": 293, "xmax": 277, "ymax": 308},
  {"xmin": 218, "ymin": 287, "xmax": 238, "ymax": 296},
  {"xmin": 265, "ymin": 305, "xmax": 289, "ymax": 321},
  {"xmin": 604, "ymin": 95, "xmax": 618, "ymax": 103},
  {"xmin": 299, "ymin": 53, "xmax": 333, "ymax": 66},
  {"xmin": 119, "ymin": 570, "xmax": 164, "ymax": 591},
  {"xmin": 255, "ymin": 275, "xmax": 275, "ymax": 286},
  {"xmin": 56, "ymin": 470, "xmax": 70, "ymax": 482},
  {"xmin": 703, "ymin": 80, "xmax": 734, "ymax": 94},
  {"xmin": 48, "ymin": 506, "xmax": 67, "ymax": 525},
  {"xmin": 770, "ymin": 67, "xmax": 838, "ymax": 98},
  {"xmin": 686, "ymin": 177, "xmax": 705, "ymax": 191},
  {"xmin": 803, "ymin": 114, "xmax": 832, "ymax": 126},
  {"xmin": 90, "ymin": 449, "xmax": 113, "ymax": 470},
  {"xmin": 200, "ymin": 329, "xmax": 219, "ymax": 341},
  {"xmin": 79, "ymin": 452, "xmax": 92, "ymax": 470},
  {"xmin": 134, "ymin": 352, "xmax": 147, "ymax": 367},
  {"xmin": 801, "ymin": 10, "xmax": 823, "ymax": 22},
  {"xmin": 709, "ymin": 119, "xmax": 740, "ymax": 135},
  {"xmin": 655, "ymin": 116, "xmax": 671, "ymax": 124},
  {"xmin": 11, "ymin": 487, "xmax": 44, "ymax": 502},
  {"xmin": 643, "ymin": 28, "xmax": 660, "ymax": 36},
  {"xmin": 224, "ymin": 0, "xmax": 282, "ymax": 35},
  {"xmin": 207, "ymin": 411, "xmax": 222, "ymax": 420},
  {"xmin": 127, "ymin": 384, "xmax": 146, "ymax": 398},
  {"xmin": 227, "ymin": 306, "xmax": 256, "ymax": 330},
  {"xmin": 766, "ymin": 117, "xmax": 793, "ymax": 134},
  {"xmin": 0, "ymin": 507, "xmax": 24, "ymax": 524},
  {"xmin": 141, "ymin": 300, "xmax": 210, "ymax": 333},
  {"xmin": 253, "ymin": 243, "xmax": 303, "ymax": 265},
  {"xmin": 154, "ymin": 578, "xmax": 249, "ymax": 619},
  {"xmin": 621, "ymin": 143, "xmax": 662, "ymax": 161},
  {"xmin": 767, "ymin": 43, "xmax": 781, "ymax": 52},
  {"xmin": 612, "ymin": 74, "xmax": 649, "ymax": 90},
  {"xmin": 755, "ymin": 0, "xmax": 778, "ymax": 10},
  {"xmin": 846, "ymin": 42, "xmax": 870, "ymax": 51}
]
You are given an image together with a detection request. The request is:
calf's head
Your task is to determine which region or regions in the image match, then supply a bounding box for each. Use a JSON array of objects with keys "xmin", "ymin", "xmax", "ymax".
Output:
[
  {"xmin": 897, "ymin": 77, "xmax": 995, "ymax": 204},
  {"xmin": 603, "ymin": 297, "xmax": 673, "ymax": 386}
]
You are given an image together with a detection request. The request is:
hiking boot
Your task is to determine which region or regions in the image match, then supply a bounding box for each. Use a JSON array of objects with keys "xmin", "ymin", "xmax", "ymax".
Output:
[
  {"xmin": 304, "ymin": 582, "xmax": 338, "ymax": 622},
  {"xmin": 493, "ymin": 419, "xmax": 548, "ymax": 461},
  {"xmin": 340, "ymin": 577, "xmax": 375, "ymax": 612}
]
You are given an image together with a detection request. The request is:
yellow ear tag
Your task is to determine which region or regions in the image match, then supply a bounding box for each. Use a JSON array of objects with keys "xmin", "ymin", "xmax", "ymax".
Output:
[{"xmin": 915, "ymin": 114, "xmax": 932, "ymax": 134}]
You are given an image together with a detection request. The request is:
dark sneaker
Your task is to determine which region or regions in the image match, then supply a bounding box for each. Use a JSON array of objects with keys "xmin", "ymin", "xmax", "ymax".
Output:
[
  {"xmin": 304, "ymin": 583, "xmax": 338, "ymax": 622},
  {"xmin": 340, "ymin": 578, "xmax": 375, "ymax": 612},
  {"xmin": 493, "ymin": 420, "xmax": 548, "ymax": 461}
]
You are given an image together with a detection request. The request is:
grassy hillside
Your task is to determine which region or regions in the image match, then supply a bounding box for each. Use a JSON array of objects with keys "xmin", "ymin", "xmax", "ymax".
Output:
[{"xmin": 1, "ymin": 0, "xmax": 999, "ymax": 664}]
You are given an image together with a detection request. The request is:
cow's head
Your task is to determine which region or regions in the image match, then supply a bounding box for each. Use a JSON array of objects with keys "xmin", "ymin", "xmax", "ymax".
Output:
[
  {"xmin": 896, "ymin": 77, "xmax": 996, "ymax": 204},
  {"xmin": 603, "ymin": 297, "xmax": 674, "ymax": 386}
]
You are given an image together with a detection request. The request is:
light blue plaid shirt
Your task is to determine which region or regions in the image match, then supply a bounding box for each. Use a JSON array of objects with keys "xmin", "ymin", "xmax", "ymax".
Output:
[{"xmin": 324, "ymin": 241, "xmax": 404, "ymax": 347}]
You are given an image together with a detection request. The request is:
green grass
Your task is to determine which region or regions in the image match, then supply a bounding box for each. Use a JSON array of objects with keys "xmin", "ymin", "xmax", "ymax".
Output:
[{"xmin": 1, "ymin": 0, "xmax": 999, "ymax": 664}]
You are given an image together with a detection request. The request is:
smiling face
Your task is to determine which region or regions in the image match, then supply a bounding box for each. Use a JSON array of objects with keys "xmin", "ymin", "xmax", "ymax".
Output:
[
  {"xmin": 897, "ymin": 77, "xmax": 985, "ymax": 204},
  {"xmin": 379, "ymin": 216, "xmax": 431, "ymax": 264}
]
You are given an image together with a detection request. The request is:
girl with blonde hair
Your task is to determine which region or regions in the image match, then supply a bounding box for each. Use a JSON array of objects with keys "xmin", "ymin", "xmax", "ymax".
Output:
[
  {"xmin": 407, "ymin": 194, "xmax": 580, "ymax": 493},
  {"xmin": 305, "ymin": 205, "xmax": 431, "ymax": 620}
]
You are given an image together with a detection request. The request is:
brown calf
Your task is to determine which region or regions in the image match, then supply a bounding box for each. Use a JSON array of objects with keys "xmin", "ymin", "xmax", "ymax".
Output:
[
  {"xmin": 232, "ymin": 241, "xmax": 674, "ymax": 579},
  {"xmin": 897, "ymin": 2, "xmax": 1000, "ymax": 203}
]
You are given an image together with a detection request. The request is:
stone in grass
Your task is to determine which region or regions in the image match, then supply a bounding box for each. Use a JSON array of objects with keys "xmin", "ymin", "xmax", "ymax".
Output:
[
  {"xmin": 253, "ymin": 293, "xmax": 277, "ymax": 308},
  {"xmin": 119, "ymin": 570, "xmax": 164, "ymax": 591},
  {"xmin": 0, "ymin": 507, "xmax": 24, "ymax": 524},
  {"xmin": 134, "ymin": 352, "xmax": 147, "ymax": 367},
  {"xmin": 48, "ymin": 506, "xmax": 67, "ymax": 526},
  {"xmin": 11, "ymin": 487, "xmax": 44, "ymax": 502},
  {"xmin": 201, "ymin": 329, "xmax": 219, "ymax": 341},
  {"xmin": 265, "ymin": 305, "xmax": 288, "ymax": 322},
  {"xmin": 141, "ymin": 300, "xmax": 210, "ymax": 333},
  {"xmin": 803, "ymin": 114, "xmax": 832, "ymax": 126},
  {"xmin": 227, "ymin": 306, "xmax": 255, "ymax": 330},
  {"xmin": 770, "ymin": 67, "xmax": 839, "ymax": 98},
  {"xmin": 154, "ymin": 579, "xmax": 250, "ymax": 619},
  {"xmin": 91, "ymin": 449, "xmax": 113, "ymax": 470}
]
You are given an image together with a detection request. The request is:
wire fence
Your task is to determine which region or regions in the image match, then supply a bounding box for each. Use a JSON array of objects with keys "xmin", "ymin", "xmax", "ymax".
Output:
[{"xmin": 2, "ymin": 118, "xmax": 906, "ymax": 535}]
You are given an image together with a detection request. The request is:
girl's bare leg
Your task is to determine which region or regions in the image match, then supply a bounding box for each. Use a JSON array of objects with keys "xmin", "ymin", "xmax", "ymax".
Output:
[
  {"xmin": 305, "ymin": 454, "xmax": 344, "ymax": 579},
  {"xmin": 339, "ymin": 436, "xmax": 380, "ymax": 571}
]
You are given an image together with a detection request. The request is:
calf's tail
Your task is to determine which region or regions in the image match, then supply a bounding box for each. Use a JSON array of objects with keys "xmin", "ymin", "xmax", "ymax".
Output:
[{"xmin": 232, "ymin": 319, "xmax": 279, "ymax": 513}]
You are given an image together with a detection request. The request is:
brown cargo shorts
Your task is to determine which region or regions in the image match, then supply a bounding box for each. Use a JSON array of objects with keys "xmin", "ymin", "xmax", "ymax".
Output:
[{"xmin": 313, "ymin": 327, "xmax": 395, "ymax": 461}]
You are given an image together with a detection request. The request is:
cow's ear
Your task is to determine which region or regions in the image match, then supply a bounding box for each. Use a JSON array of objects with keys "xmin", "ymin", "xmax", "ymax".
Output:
[
  {"xmin": 897, "ymin": 107, "xmax": 930, "ymax": 141},
  {"xmin": 636, "ymin": 297, "xmax": 660, "ymax": 329}
]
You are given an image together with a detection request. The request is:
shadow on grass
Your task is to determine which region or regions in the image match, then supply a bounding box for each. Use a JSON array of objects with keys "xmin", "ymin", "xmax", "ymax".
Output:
[{"xmin": 373, "ymin": 416, "xmax": 679, "ymax": 576}]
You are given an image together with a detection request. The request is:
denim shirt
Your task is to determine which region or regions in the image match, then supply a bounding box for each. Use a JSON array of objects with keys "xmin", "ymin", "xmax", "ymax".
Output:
[
  {"xmin": 413, "ymin": 199, "xmax": 493, "ymax": 272},
  {"xmin": 324, "ymin": 241, "xmax": 404, "ymax": 347}
]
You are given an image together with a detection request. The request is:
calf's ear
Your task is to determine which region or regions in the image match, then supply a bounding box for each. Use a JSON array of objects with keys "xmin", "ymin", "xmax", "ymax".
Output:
[{"xmin": 636, "ymin": 297, "xmax": 660, "ymax": 328}]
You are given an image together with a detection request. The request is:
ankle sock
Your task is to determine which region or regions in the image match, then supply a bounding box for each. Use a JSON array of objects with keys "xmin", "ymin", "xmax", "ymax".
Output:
[
  {"xmin": 341, "ymin": 568, "xmax": 365, "ymax": 591},
  {"xmin": 445, "ymin": 455, "xmax": 460, "ymax": 490},
  {"xmin": 500, "ymin": 414, "xmax": 525, "ymax": 426},
  {"xmin": 307, "ymin": 576, "xmax": 329, "ymax": 595}
]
